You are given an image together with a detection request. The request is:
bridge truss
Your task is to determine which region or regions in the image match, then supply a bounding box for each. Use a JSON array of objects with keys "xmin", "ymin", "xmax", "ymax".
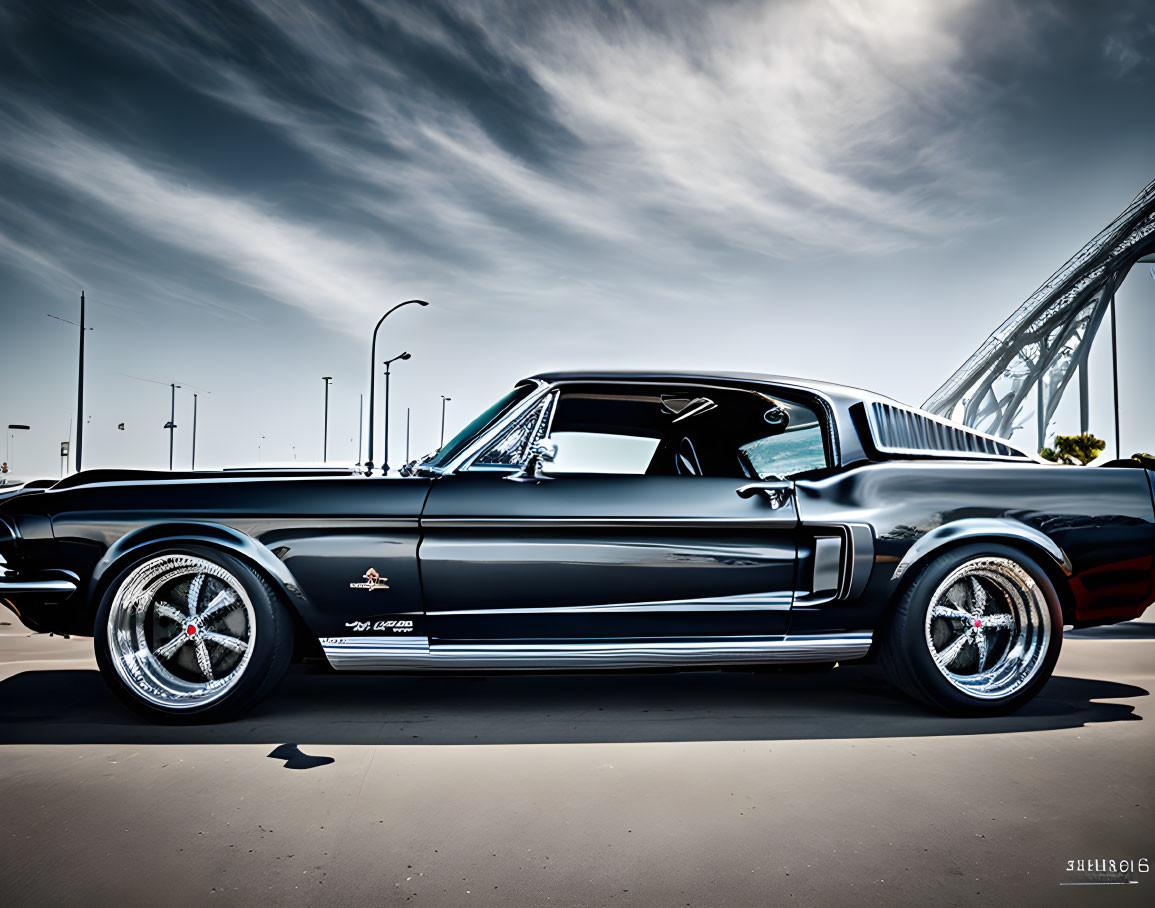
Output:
[{"xmin": 923, "ymin": 179, "xmax": 1155, "ymax": 453}]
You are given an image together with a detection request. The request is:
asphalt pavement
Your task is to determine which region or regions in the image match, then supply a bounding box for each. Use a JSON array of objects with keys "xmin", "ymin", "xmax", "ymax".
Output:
[{"xmin": 1, "ymin": 609, "xmax": 1152, "ymax": 906}]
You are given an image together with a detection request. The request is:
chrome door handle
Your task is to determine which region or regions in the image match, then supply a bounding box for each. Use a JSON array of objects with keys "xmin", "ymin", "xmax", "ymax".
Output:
[{"xmin": 736, "ymin": 481, "xmax": 793, "ymax": 509}]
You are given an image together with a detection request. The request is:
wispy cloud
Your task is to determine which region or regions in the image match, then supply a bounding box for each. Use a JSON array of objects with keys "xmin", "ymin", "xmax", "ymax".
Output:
[
  {"xmin": 2, "ymin": 0, "xmax": 1153, "ymax": 476},
  {"xmin": 0, "ymin": 0, "xmax": 1029, "ymax": 336},
  {"xmin": 0, "ymin": 110, "xmax": 409, "ymax": 333},
  {"xmin": 1103, "ymin": 34, "xmax": 1147, "ymax": 77}
]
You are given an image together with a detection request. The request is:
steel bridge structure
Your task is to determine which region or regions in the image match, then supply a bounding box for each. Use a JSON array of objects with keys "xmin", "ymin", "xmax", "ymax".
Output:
[{"xmin": 923, "ymin": 179, "xmax": 1155, "ymax": 456}]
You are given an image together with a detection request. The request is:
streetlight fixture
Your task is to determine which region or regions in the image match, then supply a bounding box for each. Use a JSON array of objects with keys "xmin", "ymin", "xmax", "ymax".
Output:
[
  {"xmin": 365, "ymin": 300, "xmax": 428, "ymax": 475},
  {"xmin": 440, "ymin": 395, "xmax": 452, "ymax": 450},
  {"xmin": 321, "ymin": 377, "xmax": 333, "ymax": 462},
  {"xmin": 381, "ymin": 352, "xmax": 411, "ymax": 476}
]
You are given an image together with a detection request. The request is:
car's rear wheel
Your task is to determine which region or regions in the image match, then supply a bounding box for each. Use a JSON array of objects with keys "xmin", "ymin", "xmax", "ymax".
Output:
[
  {"xmin": 879, "ymin": 543, "xmax": 1062, "ymax": 716},
  {"xmin": 94, "ymin": 546, "xmax": 293, "ymax": 723}
]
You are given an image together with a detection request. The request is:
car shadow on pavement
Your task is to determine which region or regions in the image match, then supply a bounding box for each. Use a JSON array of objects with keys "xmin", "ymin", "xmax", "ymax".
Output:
[{"xmin": 0, "ymin": 663, "xmax": 1143, "ymax": 746}]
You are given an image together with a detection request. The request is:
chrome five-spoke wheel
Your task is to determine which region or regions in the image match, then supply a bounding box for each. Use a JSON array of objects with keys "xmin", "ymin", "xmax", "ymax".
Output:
[
  {"xmin": 105, "ymin": 553, "xmax": 257, "ymax": 710},
  {"xmin": 924, "ymin": 557, "xmax": 1051, "ymax": 700},
  {"xmin": 880, "ymin": 543, "xmax": 1063, "ymax": 716}
]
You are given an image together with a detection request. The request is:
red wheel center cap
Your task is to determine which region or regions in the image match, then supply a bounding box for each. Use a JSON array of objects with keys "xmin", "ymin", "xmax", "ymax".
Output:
[
  {"xmin": 187, "ymin": 624, "xmax": 197, "ymax": 637},
  {"xmin": 973, "ymin": 619, "xmax": 982, "ymax": 628}
]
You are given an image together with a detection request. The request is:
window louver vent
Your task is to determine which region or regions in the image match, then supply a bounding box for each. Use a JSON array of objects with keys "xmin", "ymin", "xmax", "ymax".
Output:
[{"xmin": 868, "ymin": 402, "xmax": 1027, "ymax": 459}]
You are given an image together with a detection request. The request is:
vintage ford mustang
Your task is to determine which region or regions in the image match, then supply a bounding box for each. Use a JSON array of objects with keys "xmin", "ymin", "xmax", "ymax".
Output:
[{"xmin": 1, "ymin": 370, "xmax": 1153, "ymax": 722}]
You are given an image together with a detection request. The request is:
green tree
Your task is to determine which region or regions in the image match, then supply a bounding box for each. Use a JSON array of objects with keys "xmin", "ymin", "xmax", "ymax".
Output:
[{"xmin": 1040, "ymin": 433, "xmax": 1106, "ymax": 465}]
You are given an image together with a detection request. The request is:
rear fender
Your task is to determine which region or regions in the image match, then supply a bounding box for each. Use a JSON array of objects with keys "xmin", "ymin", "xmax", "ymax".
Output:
[{"xmin": 891, "ymin": 517, "xmax": 1073, "ymax": 582}]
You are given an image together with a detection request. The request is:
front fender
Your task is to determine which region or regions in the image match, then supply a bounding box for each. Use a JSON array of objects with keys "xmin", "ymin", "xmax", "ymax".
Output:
[
  {"xmin": 891, "ymin": 517, "xmax": 1073, "ymax": 582},
  {"xmin": 91, "ymin": 522, "xmax": 314, "ymax": 617}
]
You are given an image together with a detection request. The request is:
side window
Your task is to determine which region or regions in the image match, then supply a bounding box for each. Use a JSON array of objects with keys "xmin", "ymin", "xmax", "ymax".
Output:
[
  {"xmin": 546, "ymin": 432, "xmax": 660, "ymax": 474},
  {"xmin": 739, "ymin": 398, "xmax": 828, "ymax": 479},
  {"xmin": 462, "ymin": 383, "xmax": 829, "ymax": 479},
  {"xmin": 470, "ymin": 393, "xmax": 555, "ymax": 468},
  {"xmin": 541, "ymin": 385, "xmax": 668, "ymax": 475}
]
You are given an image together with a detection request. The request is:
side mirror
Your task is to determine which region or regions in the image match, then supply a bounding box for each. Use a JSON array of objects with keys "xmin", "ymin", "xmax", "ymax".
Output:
[{"xmin": 505, "ymin": 439, "xmax": 558, "ymax": 483}]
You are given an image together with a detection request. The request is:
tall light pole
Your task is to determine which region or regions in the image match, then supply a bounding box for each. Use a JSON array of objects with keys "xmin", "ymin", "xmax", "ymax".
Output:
[
  {"xmin": 321, "ymin": 376, "xmax": 333, "ymax": 462},
  {"xmin": 164, "ymin": 383, "xmax": 181, "ymax": 470},
  {"xmin": 47, "ymin": 291, "xmax": 91, "ymax": 471},
  {"xmin": 77, "ymin": 291, "xmax": 85, "ymax": 471},
  {"xmin": 382, "ymin": 352, "xmax": 411, "ymax": 475},
  {"xmin": 366, "ymin": 300, "xmax": 428, "ymax": 474},
  {"xmin": 191, "ymin": 393, "xmax": 198, "ymax": 470},
  {"xmin": 6, "ymin": 425, "xmax": 30, "ymax": 477},
  {"xmin": 439, "ymin": 395, "xmax": 452, "ymax": 449}
]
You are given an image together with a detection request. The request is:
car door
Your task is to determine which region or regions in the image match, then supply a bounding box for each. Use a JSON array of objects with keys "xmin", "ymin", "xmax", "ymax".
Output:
[
  {"xmin": 419, "ymin": 382, "xmax": 811, "ymax": 641},
  {"xmin": 420, "ymin": 472, "xmax": 798, "ymax": 639}
]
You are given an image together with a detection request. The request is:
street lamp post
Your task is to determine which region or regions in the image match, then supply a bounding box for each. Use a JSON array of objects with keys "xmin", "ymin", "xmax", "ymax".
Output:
[
  {"xmin": 47, "ymin": 291, "xmax": 91, "ymax": 471},
  {"xmin": 77, "ymin": 291, "xmax": 85, "ymax": 471},
  {"xmin": 321, "ymin": 376, "xmax": 333, "ymax": 462},
  {"xmin": 382, "ymin": 352, "xmax": 411, "ymax": 475},
  {"xmin": 357, "ymin": 394, "xmax": 363, "ymax": 467},
  {"xmin": 191, "ymin": 393, "xmax": 198, "ymax": 470},
  {"xmin": 164, "ymin": 383, "xmax": 181, "ymax": 470},
  {"xmin": 365, "ymin": 300, "xmax": 428, "ymax": 475},
  {"xmin": 439, "ymin": 395, "xmax": 452, "ymax": 449},
  {"xmin": 5, "ymin": 425, "xmax": 30, "ymax": 477}
]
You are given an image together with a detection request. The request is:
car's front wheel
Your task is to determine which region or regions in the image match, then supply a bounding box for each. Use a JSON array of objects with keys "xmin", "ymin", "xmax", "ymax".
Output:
[
  {"xmin": 94, "ymin": 546, "xmax": 293, "ymax": 723},
  {"xmin": 879, "ymin": 543, "xmax": 1063, "ymax": 716}
]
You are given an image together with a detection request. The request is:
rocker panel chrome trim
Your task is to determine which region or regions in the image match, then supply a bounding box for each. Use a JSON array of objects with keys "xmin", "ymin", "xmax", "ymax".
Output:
[{"xmin": 320, "ymin": 631, "xmax": 872, "ymax": 671}]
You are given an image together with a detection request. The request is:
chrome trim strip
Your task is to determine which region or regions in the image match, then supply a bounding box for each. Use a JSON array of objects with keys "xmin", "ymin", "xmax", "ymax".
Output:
[
  {"xmin": 421, "ymin": 516, "xmax": 797, "ymax": 529},
  {"xmin": 0, "ymin": 577, "xmax": 78, "ymax": 595},
  {"xmin": 435, "ymin": 590, "xmax": 794, "ymax": 616},
  {"xmin": 320, "ymin": 631, "xmax": 872, "ymax": 671},
  {"xmin": 812, "ymin": 537, "xmax": 842, "ymax": 594},
  {"xmin": 322, "ymin": 635, "xmax": 429, "ymax": 670}
]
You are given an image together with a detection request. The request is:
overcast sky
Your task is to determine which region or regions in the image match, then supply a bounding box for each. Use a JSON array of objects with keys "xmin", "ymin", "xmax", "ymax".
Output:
[{"xmin": 0, "ymin": 0, "xmax": 1152, "ymax": 479}]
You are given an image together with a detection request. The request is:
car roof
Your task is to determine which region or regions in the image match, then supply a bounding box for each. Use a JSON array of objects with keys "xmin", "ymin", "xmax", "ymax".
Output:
[{"xmin": 528, "ymin": 369, "xmax": 907, "ymax": 411}]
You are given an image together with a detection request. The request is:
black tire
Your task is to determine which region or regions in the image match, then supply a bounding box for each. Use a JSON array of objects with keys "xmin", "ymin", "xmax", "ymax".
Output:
[
  {"xmin": 94, "ymin": 545, "xmax": 294, "ymax": 723},
  {"xmin": 879, "ymin": 543, "xmax": 1063, "ymax": 716}
]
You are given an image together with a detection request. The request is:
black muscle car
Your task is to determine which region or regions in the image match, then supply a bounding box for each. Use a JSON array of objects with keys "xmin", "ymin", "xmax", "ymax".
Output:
[{"xmin": 2, "ymin": 370, "xmax": 1153, "ymax": 722}]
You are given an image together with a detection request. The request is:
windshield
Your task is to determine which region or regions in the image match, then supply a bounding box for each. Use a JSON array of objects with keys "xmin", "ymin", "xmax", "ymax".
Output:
[{"xmin": 423, "ymin": 382, "xmax": 538, "ymax": 471}]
